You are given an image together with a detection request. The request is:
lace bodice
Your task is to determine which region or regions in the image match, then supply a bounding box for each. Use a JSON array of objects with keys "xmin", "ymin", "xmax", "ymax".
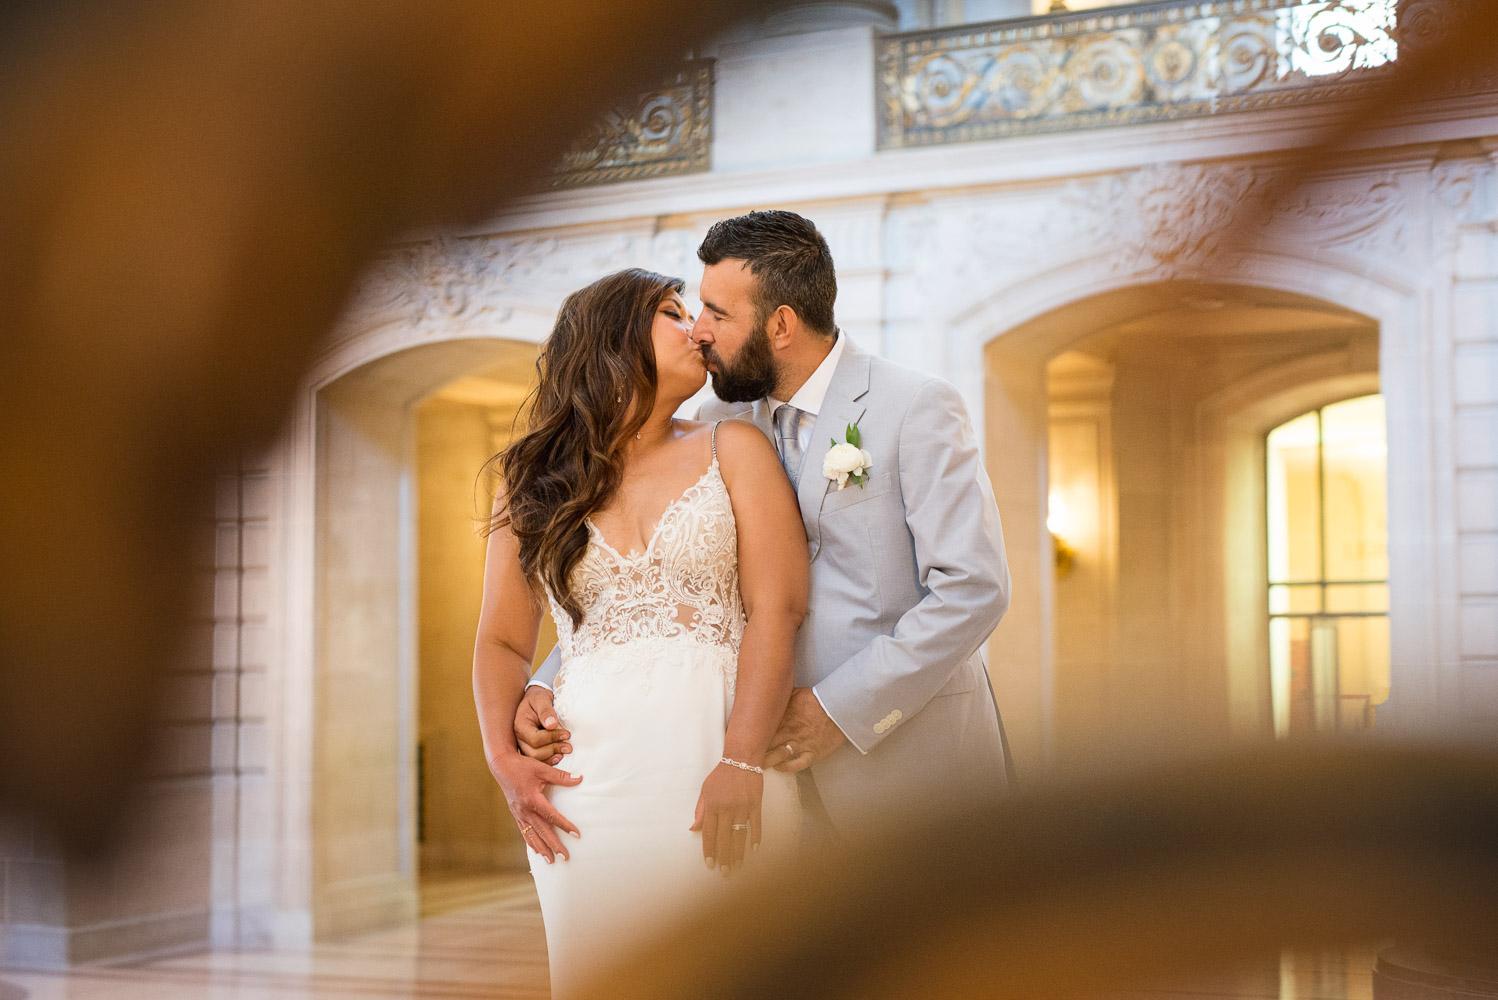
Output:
[{"xmin": 546, "ymin": 429, "xmax": 744, "ymax": 665}]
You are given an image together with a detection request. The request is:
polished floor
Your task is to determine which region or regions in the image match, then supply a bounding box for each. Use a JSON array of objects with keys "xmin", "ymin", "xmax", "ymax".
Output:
[
  {"xmin": 0, "ymin": 875, "xmax": 549, "ymax": 1000},
  {"xmin": 0, "ymin": 873, "xmax": 1378, "ymax": 999}
]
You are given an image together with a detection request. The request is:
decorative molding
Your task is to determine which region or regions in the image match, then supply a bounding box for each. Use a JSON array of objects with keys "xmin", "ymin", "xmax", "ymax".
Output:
[
  {"xmin": 1266, "ymin": 170, "xmax": 1410, "ymax": 259},
  {"xmin": 1433, "ymin": 158, "xmax": 1481, "ymax": 215},
  {"xmin": 876, "ymin": 0, "xmax": 1485, "ymax": 149},
  {"xmin": 1428, "ymin": 155, "xmax": 1494, "ymax": 258},
  {"xmin": 339, "ymin": 233, "xmax": 547, "ymax": 338},
  {"xmin": 1077, "ymin": 161, "xmax": 1268, "ymax": 270},
  {"xmin": 886, "ymin": 159, "xmax": 1429, "ymax": 328},
  {"xmin": 336, "ymin": 225, "xmax": 707, "ymax": 344},
  {"xmin": 550, "ymin": 61, "xmax": 713, "ymax": 190}
]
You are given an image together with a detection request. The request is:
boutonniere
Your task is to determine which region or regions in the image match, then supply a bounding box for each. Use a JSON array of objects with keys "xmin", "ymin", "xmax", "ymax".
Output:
[{"xmin": 823, "ymin": 421, "xmax": 873, "ymax": 490}]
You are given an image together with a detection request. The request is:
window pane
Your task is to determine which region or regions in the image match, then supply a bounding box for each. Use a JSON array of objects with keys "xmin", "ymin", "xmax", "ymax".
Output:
[
  {"xmin": 1267, "ymin": 412, "xmax": 1323, "ymax": 585},
  {"xmin": 1334, "ymin": 614, "xmax": 1391, "ymax": 711},
  {"xmin": 1269, "ymin": 615, "xmax": 1315, "ymax": 738},
  {"xmin": 1321, "ymin": 394, "xmax": 1388, "ymax": 581},
  {"xmin": 1325, "ymin": 583, "xmax": 1388, "ymax": 614},
  {"xmin": 1269, "ymin": 583, "xmax": 1322, "ymax": 615}
]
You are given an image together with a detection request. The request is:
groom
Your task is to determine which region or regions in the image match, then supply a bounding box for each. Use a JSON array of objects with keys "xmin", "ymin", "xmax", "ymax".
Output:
[{"xmin": 516, "ymin": 209, "xmax": 1011, "ymax": 838}]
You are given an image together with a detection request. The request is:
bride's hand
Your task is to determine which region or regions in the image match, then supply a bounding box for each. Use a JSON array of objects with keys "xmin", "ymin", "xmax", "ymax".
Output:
[
  {"xmin": 489, "ymin": 752, "xmax": 582, "ymax": 864},
  {"xmin": 690, "ymin": 762, "xmax": 762, "ymax": 873}
]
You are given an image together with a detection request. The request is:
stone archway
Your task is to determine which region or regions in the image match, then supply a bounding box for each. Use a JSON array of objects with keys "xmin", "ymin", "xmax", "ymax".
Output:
[
  {"xmin": 276, "ymin": 335, "xmax": 540, "ymax": 940},
  {"xmin": 958, "ymin": 258, "xmax": 1426, "ymax": 776}
]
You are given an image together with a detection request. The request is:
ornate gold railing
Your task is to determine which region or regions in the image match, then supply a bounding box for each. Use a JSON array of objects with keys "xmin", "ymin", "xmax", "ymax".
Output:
[
  {"xmin": 550, "ymin": 60, "xmax": 713, "ymax": 189},
  {"xmin": 876, "ymin": 0, "xmax": 1450, "ymax": 148}
]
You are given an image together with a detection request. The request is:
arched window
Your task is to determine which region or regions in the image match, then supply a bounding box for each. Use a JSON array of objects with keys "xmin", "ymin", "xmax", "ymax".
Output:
[{"xmin": 1265, "ymin": 394, "xmax": 1389, "ymax": 737}]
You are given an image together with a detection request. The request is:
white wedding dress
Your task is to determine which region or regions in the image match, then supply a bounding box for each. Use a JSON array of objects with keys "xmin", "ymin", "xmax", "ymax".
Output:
[{"xmin": 529, "ymin": 425, "xmax": 800, "ymax": 998}]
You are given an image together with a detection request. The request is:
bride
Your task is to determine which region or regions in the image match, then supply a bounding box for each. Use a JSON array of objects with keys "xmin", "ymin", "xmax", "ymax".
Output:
[{"xmin": 471, "ymin": 268, "xmax": 806, "ymax": 997}]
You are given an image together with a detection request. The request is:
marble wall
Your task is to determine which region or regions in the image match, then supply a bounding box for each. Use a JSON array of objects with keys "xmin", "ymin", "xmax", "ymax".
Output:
[{"xmin": 0, "ymin": 467, "xmax": 257, "ymax": 965}]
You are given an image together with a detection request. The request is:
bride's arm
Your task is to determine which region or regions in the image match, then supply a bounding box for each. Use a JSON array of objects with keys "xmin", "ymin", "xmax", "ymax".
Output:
[
  {"xmin": 473, "ymin": 491, "xmax": 583, "ymax": 863},
  {"xmin": 696, "ymin": 420, "xmax": 808, "ymax": 870}
]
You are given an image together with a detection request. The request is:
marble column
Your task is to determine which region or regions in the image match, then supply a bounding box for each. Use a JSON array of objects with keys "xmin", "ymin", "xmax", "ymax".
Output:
[
  {"xmin": 963, "ymin": 0, "xmax": 1035, "ymax": 20},
  {"xmin": 761, "ymin": 1, "xmax": 898, "ymax": 36}
]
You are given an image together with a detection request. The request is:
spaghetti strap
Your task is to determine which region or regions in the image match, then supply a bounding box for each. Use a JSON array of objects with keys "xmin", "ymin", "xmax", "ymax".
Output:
[{"xmin": 710, "ymin": 419, "xmax": 721, "ymax": 463}]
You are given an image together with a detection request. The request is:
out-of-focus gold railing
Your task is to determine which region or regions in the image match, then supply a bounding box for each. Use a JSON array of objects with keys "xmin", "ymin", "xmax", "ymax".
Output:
[{"xmin": 876, "ymin": 0, "xmax": 1469, "ymax": 148}]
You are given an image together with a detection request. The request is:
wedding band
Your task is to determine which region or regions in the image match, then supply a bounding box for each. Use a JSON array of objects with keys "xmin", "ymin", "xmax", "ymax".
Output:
[
  {"xmin": 519, "ymin": 824, "xmax": 534, "ymax": 835},
  {"xmin": 731, "ymin": 823, "xmax": 750, "ymax": 832},
  {"xmin": 784, "ymin": 743, "xmax": 794, "ymax": 756}
]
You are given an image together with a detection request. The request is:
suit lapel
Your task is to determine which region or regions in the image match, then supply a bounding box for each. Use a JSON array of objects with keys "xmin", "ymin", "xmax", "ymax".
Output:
[
  {"xmin": 711, "ymin": 400, "xmax": 775, "ymax": 443},
  {"xmin": 797, "ymin": 339, "xmax": 870, "ymax": 561},
  {"xmin": 749, "ymin": 397, "xmax": 776, "ymax": 443}
]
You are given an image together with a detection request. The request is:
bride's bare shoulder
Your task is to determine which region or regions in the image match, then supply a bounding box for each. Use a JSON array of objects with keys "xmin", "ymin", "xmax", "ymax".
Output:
[{"xmin": 710, "ymin": 419, "xmax": 780, "ymax": 479}]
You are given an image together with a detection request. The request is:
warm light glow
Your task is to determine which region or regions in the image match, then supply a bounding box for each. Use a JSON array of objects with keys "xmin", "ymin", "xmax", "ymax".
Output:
[{"xmin": 1046, "ymin": 491, "xmax": 1070, "ymax": 537}]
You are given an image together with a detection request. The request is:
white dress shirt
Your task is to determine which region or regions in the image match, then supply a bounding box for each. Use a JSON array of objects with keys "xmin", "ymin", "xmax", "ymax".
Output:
[
  {"xmin": 767, "ymin": 332, "xmax": 850, "ymax": 745},
  {"xmin": 766, "ymin": 330, "xmax": 845, "ymax": 462}
]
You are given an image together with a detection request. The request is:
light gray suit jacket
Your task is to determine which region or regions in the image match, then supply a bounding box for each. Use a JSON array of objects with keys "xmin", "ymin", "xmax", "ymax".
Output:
[{"xmin": 530, "ymin": 338, "xmax": 1011, "ymax": 830}]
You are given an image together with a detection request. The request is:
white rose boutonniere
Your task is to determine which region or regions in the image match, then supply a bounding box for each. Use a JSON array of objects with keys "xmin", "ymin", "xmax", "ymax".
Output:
[{"xmin": 823, "ymin": 421, "xmax": 873, "ymax": 490}]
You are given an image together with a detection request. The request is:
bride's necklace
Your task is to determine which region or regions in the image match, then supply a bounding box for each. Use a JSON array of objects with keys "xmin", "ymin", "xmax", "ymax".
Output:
[{"xmin": 633, "ymin": 417, "xmax": 673, "ymax": 446}]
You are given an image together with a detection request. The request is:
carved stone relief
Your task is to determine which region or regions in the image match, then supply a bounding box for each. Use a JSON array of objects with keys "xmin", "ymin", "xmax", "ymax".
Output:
[
  {"xmin": 335, "ymin": 224, "xmax": 712, "ymax": 347},
  {"xmin": 334, "ymin": 157, "xmax": 1463, "ymax": 360},
  {"xmin": 1264, "ymin": 172, "xmax": 1409, "ymax": 260},
  {"xmin": 887, "ymin": 159, "xmax": 1433, "ymax": 328}
]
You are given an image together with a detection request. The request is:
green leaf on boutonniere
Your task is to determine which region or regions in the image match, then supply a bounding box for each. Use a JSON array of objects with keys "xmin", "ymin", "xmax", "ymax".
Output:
[{"xmin": 846, "ymin": 422, "xmax": 862, "ymax": 448}]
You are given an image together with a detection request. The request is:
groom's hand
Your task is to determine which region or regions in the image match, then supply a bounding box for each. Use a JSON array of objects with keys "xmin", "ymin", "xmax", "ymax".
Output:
[
  {"xmin": 764, "ymin": 687, "xmax": 846, "ymax": 773},
  {"xmin": 514, "ymin": 686, "xmax": 571, "ymax": 765}
]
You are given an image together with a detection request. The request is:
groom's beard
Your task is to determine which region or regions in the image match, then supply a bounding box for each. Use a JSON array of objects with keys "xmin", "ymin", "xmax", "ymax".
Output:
[{"xmin": 704, "ymin": 321, "xmax": 777, "ymax": 403}]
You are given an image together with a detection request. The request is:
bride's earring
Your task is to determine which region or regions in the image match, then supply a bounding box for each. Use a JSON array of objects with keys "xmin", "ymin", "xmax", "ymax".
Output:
[{"xmin": 617, "ymin": 391, "xmax": 641, "ymax": 441}]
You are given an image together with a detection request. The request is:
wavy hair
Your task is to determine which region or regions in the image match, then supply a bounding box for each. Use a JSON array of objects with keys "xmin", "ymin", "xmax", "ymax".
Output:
[{"xmin": 484, "ymin": 268, "xmax": 684, "ymax": 626}]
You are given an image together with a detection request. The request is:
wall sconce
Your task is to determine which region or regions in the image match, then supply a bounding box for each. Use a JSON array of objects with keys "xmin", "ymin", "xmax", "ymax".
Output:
[
  {"xmin": 1051, "ymin": 532, "xmax": 1076, "ymax": 578},
  {"xmin": 1047, "ymin": 492, "xmax": 1076, "ymax": 579}
]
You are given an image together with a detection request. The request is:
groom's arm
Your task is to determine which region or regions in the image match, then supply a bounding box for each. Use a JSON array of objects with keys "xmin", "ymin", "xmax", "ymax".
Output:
[
  {"xmin": 812, "ymin": 377, "xmax": 1010, "ymax": 755},
  {"xmin": 527, "ymin": 644, "xmax": 562, "ymax": 691},
  {"xmin": 514, "ymin": 644, "xmax": 569, "ymax": 764}
]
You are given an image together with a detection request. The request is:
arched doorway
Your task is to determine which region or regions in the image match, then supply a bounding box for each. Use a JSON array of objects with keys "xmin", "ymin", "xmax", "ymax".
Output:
[
  {"xmin": 310, "ymin": 337, "xmax": 539, "ymax": 936},
  {"xmin": 981, "ymin": 280, "xmax": 1385, "ymax": 771}
]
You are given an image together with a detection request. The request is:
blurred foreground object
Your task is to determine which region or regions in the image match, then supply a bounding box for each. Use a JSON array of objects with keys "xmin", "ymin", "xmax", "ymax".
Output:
[
  {"xmin": 0, "ymin": 0, "xmax": 750, "ymax": 844},
  {"xmin": 585, "ymin": 743, "xmax": 1498, "ymax": 999}
]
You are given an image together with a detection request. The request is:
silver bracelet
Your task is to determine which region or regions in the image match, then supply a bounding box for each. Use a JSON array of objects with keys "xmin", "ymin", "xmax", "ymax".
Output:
[{"xmin": 719, "ymin": 755, "xmax": 764, "ymax": 774}]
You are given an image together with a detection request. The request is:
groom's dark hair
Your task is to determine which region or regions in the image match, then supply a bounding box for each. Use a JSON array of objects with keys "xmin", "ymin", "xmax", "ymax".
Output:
[{"xmin": 697, "ymin": 210, "xmax": 837, "ymax": 336}]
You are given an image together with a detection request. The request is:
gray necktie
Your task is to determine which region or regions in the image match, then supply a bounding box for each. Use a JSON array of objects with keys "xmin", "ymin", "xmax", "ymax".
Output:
[{"xmin": 773, "ymin": 403, "xmax": 804, "ymax": 487}]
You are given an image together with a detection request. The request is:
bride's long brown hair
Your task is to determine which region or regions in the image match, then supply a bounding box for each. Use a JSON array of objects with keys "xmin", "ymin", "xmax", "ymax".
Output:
[{"xmin": 484, "ymin": 268, "xmax": 685, "ymax": 626}]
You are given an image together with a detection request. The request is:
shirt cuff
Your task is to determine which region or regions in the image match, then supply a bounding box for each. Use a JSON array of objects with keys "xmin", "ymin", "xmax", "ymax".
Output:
[
  {"xmin": 811, "ymin": 683, "xmax": 869, "ymax": 756},
  {"xmin": 525, "ymin": 678, "xmax": 553, "ymax": 693}
]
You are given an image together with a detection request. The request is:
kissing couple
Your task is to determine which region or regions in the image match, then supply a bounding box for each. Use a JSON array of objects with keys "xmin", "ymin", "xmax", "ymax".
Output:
[{"xmin": 472, "ymin": 209, "xmax": 1011, "ymax": 997}]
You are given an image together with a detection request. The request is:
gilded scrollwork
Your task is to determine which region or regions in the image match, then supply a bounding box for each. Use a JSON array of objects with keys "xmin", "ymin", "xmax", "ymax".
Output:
[
  {"xmin": 551, "ymin": 61, "xmax": 712, "ymax": 189},
  {"xmin": 876, "ymin": 0, "xmax": 1456, "ymax": 149}
]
